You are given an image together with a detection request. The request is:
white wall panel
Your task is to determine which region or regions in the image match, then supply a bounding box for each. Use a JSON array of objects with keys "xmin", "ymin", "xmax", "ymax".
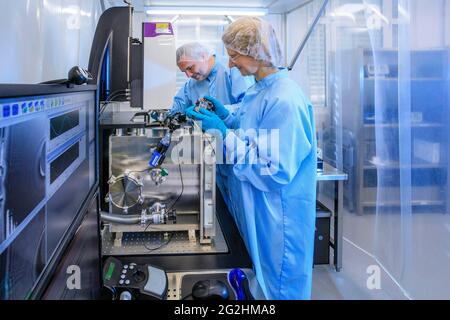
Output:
[
  {"xmin": 286, "ymin": 6, "xmax": 311, "ymax": 98},
  {"xmin": 0, "ymin": 0, "xmax": 103, "ymax": 84},
  {"xmin": 446, "ymin": 0, "xmax": 450, "ymax": 46},
  {"xmin": 410, "ymin": 0, "xmax": 446, "ymax": 49}
]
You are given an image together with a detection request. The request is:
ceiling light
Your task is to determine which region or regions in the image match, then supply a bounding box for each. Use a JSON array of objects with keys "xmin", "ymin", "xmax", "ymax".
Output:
[{"xmin": 146, "ymin": 6, "xmax": 268, "ymax": 17}]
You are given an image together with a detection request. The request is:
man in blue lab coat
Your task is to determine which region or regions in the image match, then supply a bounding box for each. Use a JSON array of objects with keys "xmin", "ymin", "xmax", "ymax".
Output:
[{"xmin": 169, "ymin": 42, "xmax": 254, "ymax": 211}]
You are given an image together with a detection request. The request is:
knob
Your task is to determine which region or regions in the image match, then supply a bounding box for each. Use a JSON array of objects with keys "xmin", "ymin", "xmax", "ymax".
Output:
[
  {"xmin": 133, "ymin": 270, "xmax": 146, "ymax": 283},
  {"xmin": 120, "ymin": 291, "xmax": 133, "ymax": 300}
]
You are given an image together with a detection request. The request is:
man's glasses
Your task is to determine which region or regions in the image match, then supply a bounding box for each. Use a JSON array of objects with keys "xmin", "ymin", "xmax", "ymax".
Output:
[{"xmin": 183, "ymin": 65, "xmax": 194, "ymax": 73}]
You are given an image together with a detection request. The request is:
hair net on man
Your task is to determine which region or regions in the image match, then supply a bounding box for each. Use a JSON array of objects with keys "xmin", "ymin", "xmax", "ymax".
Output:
[
  {"xmin": 176, "ymin": 42, "xmax": 214, "ymax": 63},
  {"xmin": 222, "ymin": 17, "xmax": 284, "ymax": 68}
]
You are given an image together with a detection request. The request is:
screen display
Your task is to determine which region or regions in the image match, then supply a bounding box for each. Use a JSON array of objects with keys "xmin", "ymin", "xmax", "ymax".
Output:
[
  {"xmin": 0, "ymin": 209, "xmax": 46, "ymax": 300},
  {"xmin": 50, "ymin": 110, "xmax": 79, "ymax": 140},
  {"xmin": 2, "ymin": 115, "xmax": 47, "ymax": 236},
  {"xmin": 50, "ymin": 142, "xmax": 80, "ymax": 184}
]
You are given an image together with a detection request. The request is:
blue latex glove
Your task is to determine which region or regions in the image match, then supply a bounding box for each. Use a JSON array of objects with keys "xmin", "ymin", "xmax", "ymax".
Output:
[
  {"xmin": 186, "ymin": 106, "xmax": 197, "ymax": 119},
  {"xmin": 186, "ymin": 106, "xmax": 228, "ymax": 138},
  {"xmin": 204, "ymin": 95, "xmax": 230, "ymax": 120}
]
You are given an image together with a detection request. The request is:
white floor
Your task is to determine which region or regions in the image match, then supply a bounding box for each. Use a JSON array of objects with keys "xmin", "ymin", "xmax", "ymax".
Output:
[
  {"xmin": 312, "ymin": 240, "xmax": 406, "ymax": 300},
  {"xmin": 311, "ymin": 207, "xmax": 450, "ymax": 300}
]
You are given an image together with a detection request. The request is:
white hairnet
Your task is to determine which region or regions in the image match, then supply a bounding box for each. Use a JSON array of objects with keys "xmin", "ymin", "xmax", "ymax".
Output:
[
  {"xmin": 222, "ymin": 17, "xmax": 283, "ymax": 67},
  {"xmin": 176, "ymin": 42, "xmax": 214, "ymax": 63}
]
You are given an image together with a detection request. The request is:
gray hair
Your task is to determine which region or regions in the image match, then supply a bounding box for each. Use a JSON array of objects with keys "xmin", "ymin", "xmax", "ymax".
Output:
[{"xmin": 176, "ymin": 42, "xmax": 214, "ymax": 63}]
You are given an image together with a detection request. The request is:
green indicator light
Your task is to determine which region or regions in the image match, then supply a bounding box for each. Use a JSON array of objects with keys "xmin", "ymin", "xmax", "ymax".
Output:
[{"xmin": 105, "ymin": 262, "xmax": 115, "ymax": 281}]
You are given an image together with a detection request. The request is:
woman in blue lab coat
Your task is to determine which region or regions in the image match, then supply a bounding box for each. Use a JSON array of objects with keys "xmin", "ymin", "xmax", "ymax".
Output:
[{"xmin": 187, "ymin": 17, "xmax": 317, "ymax": 300}]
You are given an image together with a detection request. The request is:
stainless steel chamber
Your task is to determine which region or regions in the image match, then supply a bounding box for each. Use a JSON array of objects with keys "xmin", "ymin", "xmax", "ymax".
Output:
[{"xmin": 101, "ymin": 122, "xmax": 227, "ymax": 255}]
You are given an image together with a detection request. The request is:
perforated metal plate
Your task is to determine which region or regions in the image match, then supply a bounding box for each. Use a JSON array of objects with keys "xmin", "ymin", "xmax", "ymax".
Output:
[{"xmin": 101, "ymin": 219, "xmax": 228, "ymax": 256}]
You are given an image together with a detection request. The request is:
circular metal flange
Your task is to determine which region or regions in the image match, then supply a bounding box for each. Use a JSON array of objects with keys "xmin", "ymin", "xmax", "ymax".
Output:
[{"xmin": 108, "ymin": 174, "xmax": 144, "ymax": 211}]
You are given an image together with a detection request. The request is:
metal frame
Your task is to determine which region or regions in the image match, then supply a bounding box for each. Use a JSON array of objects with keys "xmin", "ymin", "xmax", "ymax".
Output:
[
  {"xmin": 317, "ymin": 162, "xmax": 347, "ymax": 271},
  {"xmin": 288, "ymin": 0, "xmax": 330, "ymax": 71}
]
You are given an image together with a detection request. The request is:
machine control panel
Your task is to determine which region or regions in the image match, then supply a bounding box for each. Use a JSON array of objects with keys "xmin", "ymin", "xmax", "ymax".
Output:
[{"xmin": 103, "ymin": 257, "xmax": 168, "ymax": 300}]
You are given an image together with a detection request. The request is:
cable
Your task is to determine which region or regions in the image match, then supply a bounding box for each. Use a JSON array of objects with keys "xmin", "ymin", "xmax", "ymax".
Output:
[
  {"xmin": 142, "ymin": 160, "xmax": 184, "ymax": 252},
  {"xmin": 143, "ymin": 232, "xmax": 174, "ymax": 252},
  {"xmin": 99, "ymin": 91, "xmax": 129, "ymax": 115},
  {"xmin": 205, "ymin": 134, "xmax": 217, "ymax": 157},
  {"xmin": 106, "ymin": 92, "xmax": 127, "ymax": 102},
  {"xmin": 99, "ymin": 100, "xmax": 124, "ymax": 115},
  {"xmin": 192, "ymin": 120, "xmax": 217, "ymax": 157},
  {"xmin": 102, "ymin": 90, "xmax": 126, "ymax": 106},
  {"xmin": 167, "ymin": 163, "xmax": 184, "ymax": 213},
  {"xmin": 106, "ymin": 89, "xmax": 127, "ymax": 100},
  {"xmin": 100, "ymin": 94, "xmax": 129, "ymax": 115}
]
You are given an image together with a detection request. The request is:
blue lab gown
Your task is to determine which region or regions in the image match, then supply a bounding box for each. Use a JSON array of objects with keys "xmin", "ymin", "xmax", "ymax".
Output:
[
  {"xmin": 170, "ymin": 60, "xmax": 253, "ymax": 209},
  {"xmin": 223, "ymin": 69, "xmax": 317, "ymax": 300}
]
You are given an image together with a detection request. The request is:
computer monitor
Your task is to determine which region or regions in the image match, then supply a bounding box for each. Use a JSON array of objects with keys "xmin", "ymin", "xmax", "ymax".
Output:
[{"xmin": 0, "ymin": 88, "xmax": 97, "ymax": 299}]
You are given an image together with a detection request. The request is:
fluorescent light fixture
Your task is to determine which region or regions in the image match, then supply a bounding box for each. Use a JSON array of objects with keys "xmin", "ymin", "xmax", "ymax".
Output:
[
  {"xmin": 330, "ymin": 4, "xmax": 389, "ymax": 25},
  {"xmin": 146, "ymin": 6, "xmax": 268, "ymax": 17},
  {"xmin": 176, "ymin": 19, "xmax": 230, "ymax": 26}
]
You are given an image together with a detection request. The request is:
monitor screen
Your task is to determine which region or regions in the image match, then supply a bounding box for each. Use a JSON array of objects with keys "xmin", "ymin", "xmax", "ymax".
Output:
[
  {"xmin": 0, "ymin": 90, "xmax": 96, "ymax": 299},
  {"xmin": 50, "ymin": 109, "xmax": 80, "ymax": 140}
]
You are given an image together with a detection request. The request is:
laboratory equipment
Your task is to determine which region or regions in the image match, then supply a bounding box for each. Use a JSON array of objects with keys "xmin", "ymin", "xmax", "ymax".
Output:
[
  {"xmin": 88, "ymin": 6, "xmax": 137, "ymax": 105},
  {"xmin": 143, "ymin": 22, "xmax": 177, "ymax": 110},
  {"xmin": 194, "ymin": 98, "xmax": 215, "ymax": 113},
  {"xmin": 149, "ymin": 131, "xmax": 172, "ymax": 168},
  {"xmin": 103, "ymin": 257, "xmax": 168, "ymax": 300},
  {"xmin": 100, "ymin": 111, "xmax": 224, "ymax": 256},
  {"xmin": 191, "ymin": 280, "xmax": 230, "ymax": 301}
]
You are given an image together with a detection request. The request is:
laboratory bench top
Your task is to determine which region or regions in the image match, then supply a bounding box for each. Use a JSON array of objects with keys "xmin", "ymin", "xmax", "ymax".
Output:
[{"xmin": 317, "ymin": 162, "xmax": 348, "ymax": 181}]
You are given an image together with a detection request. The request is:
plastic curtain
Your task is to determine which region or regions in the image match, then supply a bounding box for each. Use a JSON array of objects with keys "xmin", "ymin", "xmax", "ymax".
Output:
[{"xmin": 328, "ymin": 0, "xmax": 450, "ymax": 299}]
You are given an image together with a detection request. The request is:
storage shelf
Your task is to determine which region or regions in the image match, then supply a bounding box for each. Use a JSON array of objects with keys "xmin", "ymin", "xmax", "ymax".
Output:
[
  {"xmin": 335, "ymin": 48, "xmax": 449, "ymax": 214},
  {"xmin": 363, "ymin": 123, "xmax": 444, "ymax": 128},
  {"xmin": 365, "ymin": 77, "xmax": 445, "ymax": 81},
  {"xmin": 363, "ymin": 161, "xmax": 446, "ymax": 170},
  {"xmin": 361, "ymin": 200, "xmax": 445, "ymax": 206}
]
